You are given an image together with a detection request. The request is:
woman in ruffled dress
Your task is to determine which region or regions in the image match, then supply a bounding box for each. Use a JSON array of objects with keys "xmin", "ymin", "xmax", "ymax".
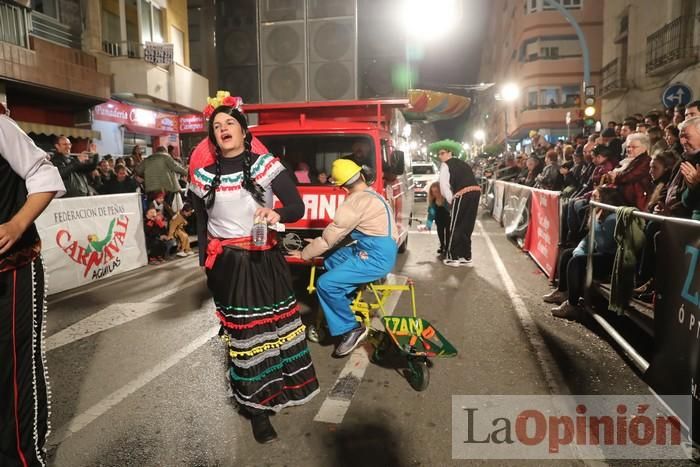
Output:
[{"xmin": 189, "ymin": 98, "xmax": 319, "ymax": 444}]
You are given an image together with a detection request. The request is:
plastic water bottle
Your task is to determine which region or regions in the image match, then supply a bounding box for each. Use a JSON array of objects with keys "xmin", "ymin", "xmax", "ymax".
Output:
[{"xmin": 252, "ymin": 216, "xmax": 268, "ymax": 247}]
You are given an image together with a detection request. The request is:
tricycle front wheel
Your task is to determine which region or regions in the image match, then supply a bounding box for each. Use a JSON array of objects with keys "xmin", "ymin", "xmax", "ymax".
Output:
[{"xmin": 407, "ymin": 358, "xmax": 430, "ymax": 391}]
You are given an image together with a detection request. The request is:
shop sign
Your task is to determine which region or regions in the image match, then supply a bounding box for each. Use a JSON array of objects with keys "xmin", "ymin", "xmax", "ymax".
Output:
[
  {"xmin": 93, "ymin": 100, "xmax": 179, "ymax": 132},
  {"xmin": 179, "ymin": 114, "xmax": 207, "ymax": 133}
]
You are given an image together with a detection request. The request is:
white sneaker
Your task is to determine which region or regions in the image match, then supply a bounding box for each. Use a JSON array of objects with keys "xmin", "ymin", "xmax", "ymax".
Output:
[
  {"xmin": 443, "ymin": 258, "xmax": 461, "ymax": 267},
  {"xmin": 458, "ymin": 257, "xmax": 473, "ymax": 266},
  {"xmin": 176, "ymin": 251, "xmax": 188, "ymax": 257}
]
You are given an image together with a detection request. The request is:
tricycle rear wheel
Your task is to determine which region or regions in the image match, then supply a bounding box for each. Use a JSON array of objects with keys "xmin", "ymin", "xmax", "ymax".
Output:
[{"xmin": 407, "ymin": 358, "xmax": 429, "ymax": 391}]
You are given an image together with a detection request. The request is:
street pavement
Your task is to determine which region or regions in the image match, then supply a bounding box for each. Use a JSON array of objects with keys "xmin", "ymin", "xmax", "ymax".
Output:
[{"xmin": 44, "ymin": 202, "xmax": 694, "ymax": 467}]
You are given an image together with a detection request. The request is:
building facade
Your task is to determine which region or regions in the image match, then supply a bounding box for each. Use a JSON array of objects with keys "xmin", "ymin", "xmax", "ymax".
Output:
[
  {"xmin": 188, "ymin": 0, "xmax": 409, "ymax": 105},
  {"xmin": 0, "ymin": 0, "xmax": 111, "ymax": 150},
  {"xmin": 600, "ymin": 0, "xmax": 699, "ymax": 124},
  {"xmin": 0, "ymin": 0, "xmax": 208, "ymax": 156},
  {"xmin": 466, "ymin": 0, "xmax": 603, "ymax": 148}
]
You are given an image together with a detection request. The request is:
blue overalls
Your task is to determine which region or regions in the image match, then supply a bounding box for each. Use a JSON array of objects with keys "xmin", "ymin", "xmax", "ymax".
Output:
[{"xmin": 316, "ymin": 190, "xmax": 398, "ymax": 336}]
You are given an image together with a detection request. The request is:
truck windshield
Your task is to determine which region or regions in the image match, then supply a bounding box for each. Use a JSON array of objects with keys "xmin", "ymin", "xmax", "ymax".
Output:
[{"xmin": 256, "ymin": 134, "xmax": 374, "ymax": 185}]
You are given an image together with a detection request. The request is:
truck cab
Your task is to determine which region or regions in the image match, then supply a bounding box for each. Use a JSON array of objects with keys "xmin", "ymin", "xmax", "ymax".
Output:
[{"xmin": 243, "ymin": 100, "xmax": 414, "ymax": 262}]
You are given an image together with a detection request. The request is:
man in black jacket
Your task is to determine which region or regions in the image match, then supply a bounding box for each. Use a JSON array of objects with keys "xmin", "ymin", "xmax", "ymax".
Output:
[
  {"xmin": 430, "ymin": 139, "xmax": 481, "ymax": 267},
  {"xmin": 49, "ymin": 135, "xmax": 98, "ymax": 197}
]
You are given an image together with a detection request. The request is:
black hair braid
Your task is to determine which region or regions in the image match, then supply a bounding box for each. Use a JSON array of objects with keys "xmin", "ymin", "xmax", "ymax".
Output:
[
  {"xmin": 203, "ymin": 147, "xmax": 223, "ymax": 209},
  {"xmin": 242, "ymin": 151, "xmax": 266, "ymax": 205}
]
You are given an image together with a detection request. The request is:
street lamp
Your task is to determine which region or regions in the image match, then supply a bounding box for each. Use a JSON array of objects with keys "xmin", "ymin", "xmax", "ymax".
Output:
[
  {"xmin": 399, "ymin": 0, "xmax": 459, "ymax": 89},
  {"xmin": 500, "ymin": 82, "xmax": 520, "ymax": 152},
  {"xmin": 473, "ymin": 129, "xmax": 486, "ymax": 142}
]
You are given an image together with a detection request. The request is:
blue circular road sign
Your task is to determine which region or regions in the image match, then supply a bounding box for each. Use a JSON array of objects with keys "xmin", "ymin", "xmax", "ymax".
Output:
[{"xmin": 662, "ymin": 82, "xmax": 693, "ymax": 109}]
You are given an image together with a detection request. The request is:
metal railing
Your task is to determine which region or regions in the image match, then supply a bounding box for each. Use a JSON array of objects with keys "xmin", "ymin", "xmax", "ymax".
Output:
[
  {"xmin": 0, "ymin": 1, "xmax": 30, "ymax": 48},
  {"xmin": 521, "ymin": 102, "xmax": 579, "ymax": 111},
  {"xmin": 29, "ymin": 11, "xmax": 80, "ymax": 49},
  {"xmin": 600, "ymin": 57, "xmax": 627, "ymax": 96},
  {"xmin": 522, "ymin": 53, "xmax": 582, "ymax": 63},
  {"xmin": 102, "ymin": 40, "xmax": 144, "ymax": 58},
  {"xmin": 646, "ymin": 15, "xmax": 697, "ymax": 74},
  {"xmin": 584, "ymin": 201, "xmax": 700, "ymax": 372}
]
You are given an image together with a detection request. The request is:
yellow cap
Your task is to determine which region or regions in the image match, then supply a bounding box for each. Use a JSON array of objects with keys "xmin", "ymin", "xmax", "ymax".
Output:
[{"xmin": 331, "ymin": 159, "xmax": 362, "ymax": 186}]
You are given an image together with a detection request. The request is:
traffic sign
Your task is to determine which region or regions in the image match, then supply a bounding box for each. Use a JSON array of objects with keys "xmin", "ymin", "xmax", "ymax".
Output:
[{"xmin": 662, "ymin": 82, "xmax": 693, "ymax": 108}]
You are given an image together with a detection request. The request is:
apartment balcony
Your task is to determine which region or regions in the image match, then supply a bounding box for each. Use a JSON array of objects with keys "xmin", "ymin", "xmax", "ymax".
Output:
[
  {"xmin": 0, "ymin": 2, "xmax": 80, "ymax": 50},
  {"xmin": 600, "ymin": 57, "xmax": 628, "ymax": 98},
  {"xmin": 30, "ymin": 11, "xmax": 81, "ymax": 49},
  {"xmin": 0, "ymin": 1, "xmax": 30, "ymax": 48},
  {"xmin": 517, "ymin": 103, "xmax": 578, "ymax": 129},
  {"xmin": 0, "ymin": 36, "xmax": 110, "ymax": 101},
  {"xmin": 646, "ymin": 15, "xmax": 698, "ymax": 76},
  {"xmin": 105, "ymin": 42, "xmax": 209, "ymax": 113},
  {"xmin": 519, "ymin": 56, "xmax": 584, "ymax": 81}
]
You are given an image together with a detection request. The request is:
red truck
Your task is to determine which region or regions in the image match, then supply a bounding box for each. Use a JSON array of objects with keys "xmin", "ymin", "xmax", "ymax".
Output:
[{"xmin": 242, "ymin": 99, "xmax": 415, "ymax": 262}]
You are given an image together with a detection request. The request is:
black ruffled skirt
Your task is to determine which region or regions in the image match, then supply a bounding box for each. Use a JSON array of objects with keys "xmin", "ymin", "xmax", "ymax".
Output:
[{"xmin": 206, "ymin": 246, "xmax": 319, "ymax": 413}]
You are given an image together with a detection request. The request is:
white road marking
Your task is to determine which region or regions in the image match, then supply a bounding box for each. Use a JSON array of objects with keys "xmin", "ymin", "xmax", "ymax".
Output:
[
  {"xmin": 50, "ymin": 324, "xmax": 219, "ymax": 445},
  {"xmin": 410, "ymin": 230, "xmax": 481, "ymax": 236},
  {"xmin": 477, "ymin": 221, "xmax": 607, "ymax": 463},
  {"xmin": 313, "ymin": 273, "xmax": 407, "ymax": 424},
  {"xmin": 47, "ymin": 277, "xmax": 204, "ymax": 351}
]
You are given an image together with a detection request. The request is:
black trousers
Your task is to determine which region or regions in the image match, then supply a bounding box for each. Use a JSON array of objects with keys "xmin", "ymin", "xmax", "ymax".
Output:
[
  {"xmin": 446, "ymin": 191, "xmax": 480, "ymax": 260},
  {"xmin": 638, "ymin": 220, "xmax": 661, "ymax": 284},
  {"xmin": 0, "ymin": 258, "xmax": 48, "ymax": 467},
  {"xmin": 435, "ymin": 207, "xmax": 450, "ymax": 251},
  {"xmin": 557, "ymin": 248, "xmax": 614, "ymax": 305}
]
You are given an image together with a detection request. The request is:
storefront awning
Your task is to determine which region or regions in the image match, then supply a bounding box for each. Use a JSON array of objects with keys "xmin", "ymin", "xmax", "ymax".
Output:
[{"xmin": 16, "ymin": 121, "xmax": 101, "ymax": 140}]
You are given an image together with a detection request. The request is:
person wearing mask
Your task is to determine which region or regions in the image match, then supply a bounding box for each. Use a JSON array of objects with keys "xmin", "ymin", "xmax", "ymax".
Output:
[
  {"xmin": 433, "ymin": 139, "xmax": 481, "ymax": 266},
  {"xmin": 50, "ymin": 135, "xmax": 99, "ymax": 197},
  {"xmin": 0, "ymin": 106, "xmax": 65, "ymax": 467},
  {"xmin": 189, "ymin": 99, "xmax": 318, "ymax": 444}
]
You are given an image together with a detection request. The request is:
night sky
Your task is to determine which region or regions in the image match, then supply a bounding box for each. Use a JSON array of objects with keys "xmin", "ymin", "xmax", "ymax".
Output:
[{"xmin": 413, "ymin": 0, "xmax": 490, "ymax": 140}]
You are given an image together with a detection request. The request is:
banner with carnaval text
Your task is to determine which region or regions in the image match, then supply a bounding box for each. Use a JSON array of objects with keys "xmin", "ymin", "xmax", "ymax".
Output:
[
  {"xmin": 35, "ymin": 193, "xmax": 148, "ymax": 294},
  {"xmin": 523, "ymin": 188, "xmax": 561, "ymax": 278},
  {"xmin": 646, "ymin": 219, "xmax": 700, "ymax": 442}
]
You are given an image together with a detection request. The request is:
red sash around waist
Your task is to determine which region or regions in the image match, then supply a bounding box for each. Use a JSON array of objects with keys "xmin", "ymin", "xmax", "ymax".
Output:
[{"xmin": 205, "ymin": 235, "xmax": 277, "ymax": 269}]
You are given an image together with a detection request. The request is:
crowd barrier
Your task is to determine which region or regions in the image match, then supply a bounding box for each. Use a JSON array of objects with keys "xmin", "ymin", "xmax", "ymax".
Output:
[
  {"xmin": 485, "ymin": 181, "xmax": 700, "ymax": 446},
  {"xmin": 586, "ymin": 201, "xmax": 700, "ymax": 445},
  {"xmin": 489, "ymin": 180, "xmax": 561, "ymax": 278},
  {"xmin": 35, "ymin": 193, "xmax": 148, "ymax": 294}
]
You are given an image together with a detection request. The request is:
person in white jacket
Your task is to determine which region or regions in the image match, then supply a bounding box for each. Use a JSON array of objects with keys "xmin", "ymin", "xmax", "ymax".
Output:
[{"xmin": 0, "ymin": 106, "xmax": 65, "ymax": 466}]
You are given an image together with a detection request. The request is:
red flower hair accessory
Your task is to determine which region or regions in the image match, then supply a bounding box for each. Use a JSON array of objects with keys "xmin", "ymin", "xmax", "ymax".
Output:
[{"xmin": 202, "ymin": 90, "xmax": 243, "ymax": 119}]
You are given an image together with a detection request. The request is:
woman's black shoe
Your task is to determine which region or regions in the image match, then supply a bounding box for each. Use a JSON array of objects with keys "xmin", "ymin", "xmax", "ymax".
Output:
[{"xmin": 251, "ymin": 414, "xmax": 277, "ymax": 444}]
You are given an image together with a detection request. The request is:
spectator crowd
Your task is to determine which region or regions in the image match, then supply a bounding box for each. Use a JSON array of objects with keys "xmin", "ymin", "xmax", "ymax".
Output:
[
  {"xmin": 479, "ymin": 101, "xmax": 700, "ymax": 318},
  {"xmin": 47, "ymin": 139, "xmax": 194, "ymax": 264}
]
